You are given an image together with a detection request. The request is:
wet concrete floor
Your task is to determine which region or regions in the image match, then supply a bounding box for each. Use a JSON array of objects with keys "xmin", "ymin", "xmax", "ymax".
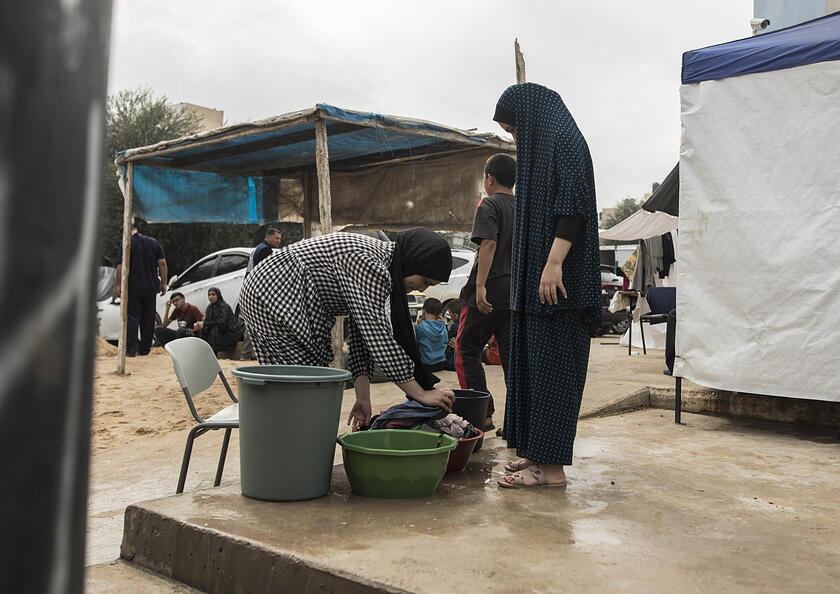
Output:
[
  {"xmin": 115, "ymin": 410, "xmax": 840, "ymax": 593},
  {"xmin": 87, "ymin": 338, "xmax": 680, "ymax": 567}
]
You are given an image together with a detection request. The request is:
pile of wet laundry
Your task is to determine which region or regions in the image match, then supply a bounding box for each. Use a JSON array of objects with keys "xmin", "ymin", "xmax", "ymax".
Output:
[{"xmin": 363, "ymin": 400, "xmax": 480, "ymax": 440}]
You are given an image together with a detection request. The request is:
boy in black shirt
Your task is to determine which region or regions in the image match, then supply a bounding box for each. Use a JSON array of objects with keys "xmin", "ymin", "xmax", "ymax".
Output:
[{"xmin": 456, "ymin": 154, "xmax": 516, "ymax": 430}]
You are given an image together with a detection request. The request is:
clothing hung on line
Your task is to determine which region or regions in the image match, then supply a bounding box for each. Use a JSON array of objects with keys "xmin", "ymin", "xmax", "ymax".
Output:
[
  {"xmin": 494, "ymin": 82, "xmax": 601, "ymax": 466},
  {"xmin": 659, "ymin": 232, "xmax": 675, "ymax": 279}
]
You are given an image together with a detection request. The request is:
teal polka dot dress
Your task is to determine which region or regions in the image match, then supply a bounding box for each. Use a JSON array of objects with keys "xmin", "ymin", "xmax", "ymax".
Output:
[{"xmin": 496, "ymin": 83, "xmax": 601, "ymax": 466}]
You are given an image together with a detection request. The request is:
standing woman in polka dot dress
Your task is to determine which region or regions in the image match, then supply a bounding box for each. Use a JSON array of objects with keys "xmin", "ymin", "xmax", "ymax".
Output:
[{"xmin": 493, "ymin": 83, "xmax": 601, "ymax": 489}]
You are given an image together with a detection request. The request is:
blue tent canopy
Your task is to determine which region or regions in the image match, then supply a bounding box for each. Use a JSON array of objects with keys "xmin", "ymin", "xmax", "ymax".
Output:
[
  {"xmin": 116, "ymin": 104, "xmax": 512, "ymax": 224},
  {"xmin": 682, "ymin": 11, "xmax": 840, "ymax": 84}
]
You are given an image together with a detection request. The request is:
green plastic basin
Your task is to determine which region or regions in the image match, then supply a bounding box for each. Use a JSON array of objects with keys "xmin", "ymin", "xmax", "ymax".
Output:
[{"xmin": 337, "ymin": 430, "xmax": 457, "ymax": 498}]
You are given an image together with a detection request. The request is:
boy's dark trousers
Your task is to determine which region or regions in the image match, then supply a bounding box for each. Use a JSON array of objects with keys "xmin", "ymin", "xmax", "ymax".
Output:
[{"xmin": 455, "ymin": 306, "xmax": 511, "ymax": 416}]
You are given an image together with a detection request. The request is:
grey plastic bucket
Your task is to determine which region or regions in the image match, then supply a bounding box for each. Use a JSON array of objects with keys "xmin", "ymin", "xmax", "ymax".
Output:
[{"xmin": 232, "ymin": 365, "xmax": 351, "ymax": 501}]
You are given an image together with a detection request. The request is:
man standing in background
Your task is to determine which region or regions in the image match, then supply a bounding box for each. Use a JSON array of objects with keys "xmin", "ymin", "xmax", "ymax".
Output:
[
  {"xmin": 247, "ymin": 227, "xmax": 282, "ymax": 273},
  {"xmin": 241, "ymin": 227, "xmax": 283, "ymax": 359},
  {"xmin": 114, "ymin": 218, "xmax": 167, "ymax": 357}
]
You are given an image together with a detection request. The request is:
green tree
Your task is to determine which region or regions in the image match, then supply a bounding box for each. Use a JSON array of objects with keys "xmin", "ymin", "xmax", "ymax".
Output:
[
  {"xmin": 599, "ymin": 197, "xmax": 643, "ymax": 247},
  {"xmin": 99, "ymin": 88, "xmax": 202, "ymax": 264}
]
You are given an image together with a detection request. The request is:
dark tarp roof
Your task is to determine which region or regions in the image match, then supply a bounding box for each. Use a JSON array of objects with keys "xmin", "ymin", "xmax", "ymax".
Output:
[{"xmin": 643, "ymin": 163, "xmax": 678, "ymax": 216}]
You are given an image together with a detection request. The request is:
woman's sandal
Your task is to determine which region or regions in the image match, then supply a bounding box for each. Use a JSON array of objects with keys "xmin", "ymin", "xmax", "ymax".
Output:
[
  {"xmin": 497, "ymin": 466, "xmax": 567, "ymax": 489},
  {"xmin": 504, "ymin": 458, "xmax": 534, "ymax": 473},
  {"xmin": 484, "ymin": 416, "xmax": 496, "ymax": 431}
]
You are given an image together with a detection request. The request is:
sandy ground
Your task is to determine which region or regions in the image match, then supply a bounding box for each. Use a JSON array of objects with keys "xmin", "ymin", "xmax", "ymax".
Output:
[{"xmin": 87, "ymin": 335, "xmax": 676, "ymax": 567}]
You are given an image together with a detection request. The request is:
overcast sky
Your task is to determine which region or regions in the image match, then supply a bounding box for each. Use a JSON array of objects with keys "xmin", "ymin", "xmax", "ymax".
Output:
[{"xmin": 108, "ymin": 0, "xmax": 753, "ymax": 210}]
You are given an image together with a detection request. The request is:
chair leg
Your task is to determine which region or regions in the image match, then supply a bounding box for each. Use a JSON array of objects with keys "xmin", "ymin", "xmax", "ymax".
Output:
[
  {"xmin": 214, "ymin": 428, "xmax": 232, "ymax": 487},
  {"xmin": 177, "ymin": 427, "xmax": 201, "ymax": 494},
  {"xmin": 640, "ymin": 321, "xmax": 647, "ymax": 355},
  {"xmin": 628, "ymin": 313, "xmax": 632, "ymax": 355}
]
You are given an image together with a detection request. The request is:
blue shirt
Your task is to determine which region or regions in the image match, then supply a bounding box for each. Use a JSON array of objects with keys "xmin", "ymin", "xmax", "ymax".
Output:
[{"xmin": 414, "ymin": 319, "xmax": 448, "ymax": 365}]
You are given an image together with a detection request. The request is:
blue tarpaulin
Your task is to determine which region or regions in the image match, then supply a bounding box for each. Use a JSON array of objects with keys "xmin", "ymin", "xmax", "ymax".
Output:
[
  {"xmin": 682, "ymin": 11, "xmax": 840, "ymax": 84},
  {"xmin": 117, "ymin": 104, "xmax": 509, "ymax": 224}
]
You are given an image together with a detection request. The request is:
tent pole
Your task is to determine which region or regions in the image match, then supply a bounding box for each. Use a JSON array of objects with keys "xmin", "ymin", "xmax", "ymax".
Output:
[
  {"xmin": 675, "ymin": 376, "xmax": 682, "ymax": 424},
  {"xmin": 315, "ymin": 118, "xmax": 344, "ymax": 367},
  {"xmin": 515, "ymin": 39, "xmax": 526, "ymax": 83},
  {"xmin": 116, "ymin": 162, "xmax": 134, "ymax": 375}
]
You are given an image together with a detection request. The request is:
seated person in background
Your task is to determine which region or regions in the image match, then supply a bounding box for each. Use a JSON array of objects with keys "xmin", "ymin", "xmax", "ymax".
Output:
[
  {"xmin": 443, "ymin": 299, "xmax": 462, "ymax": 371},
  {"xmin": 193, "ymin": 287, "xmax": 240, "ymax": 355},
  {"xmin": 154, "ymin": 292, "xmax": 203, "ymax": 347},
  {"xmin": 414, "ymin": 298, "xmax": 449, "ymax": 373}
]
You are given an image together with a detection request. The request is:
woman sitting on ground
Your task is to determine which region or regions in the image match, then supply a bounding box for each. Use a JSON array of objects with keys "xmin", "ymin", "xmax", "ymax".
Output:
[{"xmin": 194, "ymin": 287, "xmax": 239, "ymax": 354}]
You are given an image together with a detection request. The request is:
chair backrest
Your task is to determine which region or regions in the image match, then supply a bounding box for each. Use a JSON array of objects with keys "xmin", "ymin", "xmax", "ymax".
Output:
[
  {"xmin": 645, "ymin": 286, "xmax": 676, "ymax": 315},
  {"xmin": 165, "ymin": 337, "xmax": 223, "ymax": 421}
]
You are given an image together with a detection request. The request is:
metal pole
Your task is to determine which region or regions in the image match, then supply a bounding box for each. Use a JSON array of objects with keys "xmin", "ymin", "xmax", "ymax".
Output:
[
  {"xmin": 0, "ymin": 1, "xmax": 112, "ymax": 591},
  {"xmin": 675, "ymin": 376, "xmax": 682, "ymax": 424}
]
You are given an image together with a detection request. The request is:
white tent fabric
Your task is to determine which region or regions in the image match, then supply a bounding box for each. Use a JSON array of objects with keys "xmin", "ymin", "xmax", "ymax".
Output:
[
  {"xmin": 599, "ymin": 209, "xmax": 678, "ymax": 241},
  {"xmin": 676, "ymin": 60, "xmax": 840, "ymax": 402}
]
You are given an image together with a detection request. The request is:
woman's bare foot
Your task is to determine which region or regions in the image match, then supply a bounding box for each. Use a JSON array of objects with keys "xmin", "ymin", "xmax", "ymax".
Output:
[
  {"xmin": 504, "ymin": 458, "xmax": 533, "ymax": 472},
  {"xmin": 497, "ymin": 464, "xmax": 566, "ymax": 489}
]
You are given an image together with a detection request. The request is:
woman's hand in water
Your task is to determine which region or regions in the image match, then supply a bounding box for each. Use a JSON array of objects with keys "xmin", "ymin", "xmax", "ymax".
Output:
[
  {"xmin": 347, "ymin": 397, "xmax": 372, "ymax": 431},
  {"xmin": 414, "ymin": 387, "xmax": 455, "ymax": 412}
]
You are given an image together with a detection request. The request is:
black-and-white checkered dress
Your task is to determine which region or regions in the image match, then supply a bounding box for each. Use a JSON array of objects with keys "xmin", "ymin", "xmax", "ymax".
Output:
[{"xmin": 239, "ymin": 232, "xmax": 415, "ymax": 383}]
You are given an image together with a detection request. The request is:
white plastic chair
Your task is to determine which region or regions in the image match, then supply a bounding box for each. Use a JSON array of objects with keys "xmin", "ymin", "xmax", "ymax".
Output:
[{"xmin": 164, "ymin": 337, "xmax": 239, "ymax": 494}]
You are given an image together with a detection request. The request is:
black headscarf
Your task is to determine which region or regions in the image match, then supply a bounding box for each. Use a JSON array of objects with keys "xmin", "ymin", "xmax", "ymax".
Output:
[
  {"xmin": 205, "ymin": 286, "xmax": 228, "ymax": 322},
  {"xmin": 495, "ymin": 83, "xmax": 601, "ymax": 323},
  {"xmin": 388, "ymin": 228, "xmax": 452, "ymax": 390}
]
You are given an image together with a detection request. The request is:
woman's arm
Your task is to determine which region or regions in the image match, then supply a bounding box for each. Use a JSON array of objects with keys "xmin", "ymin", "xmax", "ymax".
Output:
[
  {"xmin": 201, "ymin": 304, "xmax": 234, "ymax": 329},
  {"xmin": 539, "ymin": 237, "xmax": 573, "ymax": 304},
  {"xmin": 396, "ymin": 380, "xmax": 454, "ymax": 411}
]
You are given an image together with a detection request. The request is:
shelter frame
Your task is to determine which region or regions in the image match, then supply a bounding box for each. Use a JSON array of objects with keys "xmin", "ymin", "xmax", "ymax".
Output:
[{"xmin": 112, "ymin": 104, "xmax": 514, "ymax": 373}]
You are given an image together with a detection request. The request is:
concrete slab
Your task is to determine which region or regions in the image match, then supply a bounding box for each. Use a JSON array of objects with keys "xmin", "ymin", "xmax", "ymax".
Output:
[
  {"xmin": 86, "ymin": 560, "xmax": 201, "ymax": 593},
  {"xmin": 119, "ymin": 411, "xmax": 840, "ymax": 593},
  {"xmin": 88, "ymin": 337, "xmax": 680, "ymax": 566}
]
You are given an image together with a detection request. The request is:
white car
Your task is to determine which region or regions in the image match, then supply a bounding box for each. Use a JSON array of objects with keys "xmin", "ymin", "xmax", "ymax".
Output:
[
  {"xmin": 421, "ymin": 249, "xmax": 475, "ymax": 310},
  {"xmin": 97, "ymin": 247, "xmax": 257, "ymax": 342}
]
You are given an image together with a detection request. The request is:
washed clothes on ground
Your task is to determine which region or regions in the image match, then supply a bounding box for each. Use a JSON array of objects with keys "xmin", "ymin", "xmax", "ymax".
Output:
[{"xmin": 495, "ymin": 82, "xmax": 601, "ymax": 466}]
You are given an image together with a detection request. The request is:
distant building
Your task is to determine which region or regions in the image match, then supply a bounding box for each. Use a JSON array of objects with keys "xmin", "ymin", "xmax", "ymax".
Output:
[
  {"xmin": 176, "ymin": 102, "xmax": 224, "ymax": 132},
  {"xmin": 599, "ymin": 206, "xmax": 618, "ymax": 226},
  {"xmin": 754, "ymin": 0, "xmax": 840, "ymax": 32}
]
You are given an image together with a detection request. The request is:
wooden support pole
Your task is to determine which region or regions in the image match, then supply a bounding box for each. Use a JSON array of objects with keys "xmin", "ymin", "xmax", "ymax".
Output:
[
  {"xmin": 302, "ymin": 172, "xmax": 314, "ymax": 239},
  {"xmin": 314, "ymin": 119, "xmax": 344, "ymax": 367},
  {"xmin": 116, "ymin": 162, "xmax": 134, "ymax": 375},
  {"xmin": 515, "ymin": 38, "xmax": 526, "ymax": 84},
  {"xmin": 314, "ymin": 119, "xmax": 333, "ymax": 234}
]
